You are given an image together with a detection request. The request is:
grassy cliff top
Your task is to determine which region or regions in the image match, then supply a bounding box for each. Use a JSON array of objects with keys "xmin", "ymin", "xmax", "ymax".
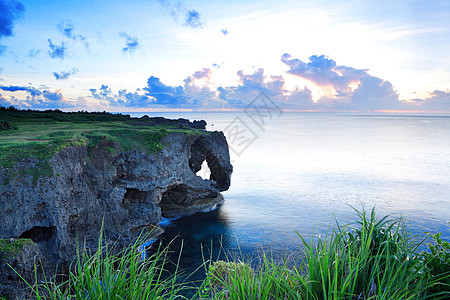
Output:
[{"xmin": 0, "ymin": 107, "xmax": 206, "ymax": 179}]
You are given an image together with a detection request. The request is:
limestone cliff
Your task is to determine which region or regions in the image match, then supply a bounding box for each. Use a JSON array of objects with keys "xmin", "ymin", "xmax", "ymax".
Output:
[{"xmin": 0, "ymin": 128, "xmax": 232, "ymax": 269}]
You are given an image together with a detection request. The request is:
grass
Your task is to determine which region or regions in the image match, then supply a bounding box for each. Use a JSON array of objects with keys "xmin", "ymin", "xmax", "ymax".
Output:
[
  {"xmin": 19, "ymin": 230, "xmax": 185, "ymax": 300},
  {"xmin": 0, "ymin": 238, "xmax": 34, "ymax": 262},
  {"xmin": 6, "ymin": 208, "xmax": 448, "ymax": 300},
  {"xmin": 0, "ymin": 108, "xmax": 206, "ymax": 183}
]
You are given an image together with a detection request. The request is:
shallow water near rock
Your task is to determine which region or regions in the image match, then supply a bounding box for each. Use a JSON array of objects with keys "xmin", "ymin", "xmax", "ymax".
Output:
[{"xmin": 129, "ymin": 111, "xmax": 450, "ymax": 279}]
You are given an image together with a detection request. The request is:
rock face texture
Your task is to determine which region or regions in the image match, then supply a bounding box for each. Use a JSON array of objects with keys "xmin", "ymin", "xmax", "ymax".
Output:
[
  {"xmin": 0, "ymin": 239, "xmax": 43, "ymax": 299},
  {"xmin": 0, "ymin": 130, "xmax": 232, "ymax": 269}
]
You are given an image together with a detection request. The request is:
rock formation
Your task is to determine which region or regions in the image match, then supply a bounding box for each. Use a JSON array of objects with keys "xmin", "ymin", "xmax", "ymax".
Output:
[{"xmin": 0, "ymin": 127, "xmax": 232, "ymax": 278}]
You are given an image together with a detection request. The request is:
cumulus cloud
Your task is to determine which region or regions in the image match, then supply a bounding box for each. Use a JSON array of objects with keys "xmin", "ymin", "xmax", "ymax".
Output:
[
  {"xmin": 0, "ymin": 85, "xmax": 41, "ymax": 96},
  {"xmin": 53, "ymin": 68, "xmax": 79, "ymax": 80},
  {"xmin": 119, "ymin": 32, "xmax": 139, "ymax": 54},
  {"xmin": 281, "ymin": 53, "xmax": 367, "ymax": 92},
  {"xmin": 57, "ymin": 20, "xmax": 89, "ymax": 48},
  {"xmin": 184, "ymin": 9, "xmax": 203, "ymax": 28},
  {"xmin": 349, "ymin": 76, "xmax": 400, "ymax": 110},
  {"xmin": 281, "ymin": 53, "xmax": 410, "ymax": 111},
  {"xmin": 4, "ymin": 50, "xmax": 447, "ymax": 112},
  {"xmin": 215, "ymin": 68, "xmax": 289, "ymax": 108},
  {"xmin": 0, "ymin": 85, "xmax": 73, "ymax": 108},
  {"xmin": 144, "ymin": 76, "xmax": 191, "ymax": 106},
  {"xmin": 409, "ymin": 90, "xmax": 450, "ymax": 111},
  {"xmin": 48, "ymin": 39, "xmax": 68, "ymax": 59},
  {"xmin": 0, "ymin": 0, "xmax": 25, "ymax": 55},
  {"xmin": 90, "ymin": 84, "xmax": 114, "ymax": 101},
  {"xmin": 89, "ymin": 84, "xmax": 155, "ymax": 107}
]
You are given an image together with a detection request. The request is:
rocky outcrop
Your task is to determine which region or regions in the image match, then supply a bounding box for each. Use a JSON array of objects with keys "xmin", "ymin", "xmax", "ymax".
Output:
[
  {"xmin": 0, "ymin": 129, "xmax": 232, "ymax": 271},
  {"xmin": 0, "ymin": 239, "xmax": 43, "ymax": 299}
]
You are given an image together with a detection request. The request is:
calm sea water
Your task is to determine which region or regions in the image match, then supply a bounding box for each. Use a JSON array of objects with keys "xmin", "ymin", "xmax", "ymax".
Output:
[{"xmin": 129, "ymin": 112, "xmax": 450, "ymax": 277}]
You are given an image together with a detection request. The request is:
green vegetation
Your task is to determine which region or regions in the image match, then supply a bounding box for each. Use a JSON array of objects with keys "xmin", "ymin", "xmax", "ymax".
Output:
[
  {"xmin": 21, "ymin": 231, "xmax": 184, "ymax": 299},
  {"xmin": 0, "ymin": 238, "xmax": 34, "ymax": 262},
  {"xmin": 0, "ymin": 107, "xmax": 206, "ymax": 183},
  {"xmin": 9, "ymin": 208, "xmax": 449, "ymax": 299},
  {"xmin": 423, "ymin": 231, "xmax": 450, "ymax": 294}
]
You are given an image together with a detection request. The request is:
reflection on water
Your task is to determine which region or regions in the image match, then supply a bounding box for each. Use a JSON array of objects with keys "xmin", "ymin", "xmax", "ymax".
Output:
[{"xmin": 133, "ymin": 112, "xmax": 450, "ymax": 277}]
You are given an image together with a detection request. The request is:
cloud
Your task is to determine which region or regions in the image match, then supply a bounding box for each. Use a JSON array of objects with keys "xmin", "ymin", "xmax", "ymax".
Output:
[
  {"xmin": 28, "ymin": 48, "xmax": 41, "ymax": 57},
  {"xmin": 281, "ymin": 53, "xmax": 412, "ymax": 111},
  {"xmin": 42, "ymin": 89, "xmax": 64, "ymax": 101},
  {"xmin": 409, "ymin": 90, "xmax": 450, "ymax": 111},
  {"xmin": 281, "ymin": 53, "xmax": 366, "ymax": 91},
  {"xmin": 0, "ymin": 85, "xmax": 73, "ymax": 109},
  {"xmin": 90, "ymin": 84, "xmax": 114, "ymax": 101},
  {"xmin": 215, "ymin": 68, "xmax": 289, "ymax": 108},
  {"xmin": 57, "ymin": 20, "xmax": 74, "ymax": 39},
  {"xmin": 89, "ymin": 84, "xmax": 155, "ymax": 107},
  {"xmin": 144, "ymin": 76, "xmax": 190, "ymax": 106},
  {"xmin": 119, "ymin": 32, "xmax": 139, "ymax": 54},
  {"xmin": 0, "ymin": 85, "xmax": 42, "ymax": 96},
  {"xmin": 53, "ymin": 68, "xmax": 79, "ymax": 80},
  {"xmin": 117, "ymin": 89, "xmax": 155, "ymax": 107},
  {"xmin": 57, "ymin": 20, "xmax": 89, "ymax": 48},
  {"xmin": 0, "ymin": 0, "xmax": 25, "ymax": 54},
  {"xmin": 48, "ymin": 39, "xmax": 68, "ymax": 59},
  {"xmin": 220, "ymin": 28, "xmax": 228, "ymax": 36},
  {"xmin": 154, "ymin": 0, "xmax": 204, "ymax": 29},
  {"xmin": 348, "ymin": 75, "xmax": 400, "ymax": 110},
  {"xmin": 155, "ymin": 0, "xmax": 183, "ymax": 19},
  {"xmin": 184, "ymin": 9, "xmax": 203, "ymax": 28}
]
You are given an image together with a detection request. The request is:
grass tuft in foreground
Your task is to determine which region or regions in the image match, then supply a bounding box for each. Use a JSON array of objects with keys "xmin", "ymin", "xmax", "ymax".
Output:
[
  {"xmin": 8, "ymin": 208, "xmax": 450, "ymax": 299},
  {"xmin": 196, "ymin": 207, "xmax": 450, "ymax": 299},
  {"xmin": 21, "ymin": 230, "xmax": 184, "ymax": 300}
]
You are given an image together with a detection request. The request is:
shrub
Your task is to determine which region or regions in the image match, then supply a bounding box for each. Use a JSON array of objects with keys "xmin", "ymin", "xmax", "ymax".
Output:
[{"xmin": 423, "ymin": 231, "xmax": 450, "ymax": 294}]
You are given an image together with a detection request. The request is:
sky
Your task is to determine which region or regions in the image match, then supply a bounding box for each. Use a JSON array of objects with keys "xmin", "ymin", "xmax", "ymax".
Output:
[{"xmin": 0, "ymin": 0, "xmax": 449, "ymax": 112}]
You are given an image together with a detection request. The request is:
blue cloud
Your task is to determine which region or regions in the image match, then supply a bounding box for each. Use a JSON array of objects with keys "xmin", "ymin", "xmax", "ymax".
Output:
[
  {"xmin": 89, "ymin": 84, "xmax": 155, "ymax": 107},
  {"xmin": 57, "ymin": 20, "xmax": 74, "ymax": 39},
  {"xmin": 48, "ymin": 39, "xmax": 68, "ymax": 59},
  {"xmin": 410, "ymin": 90, "xmax": 450, "ymax": 111},
  {"xmin": 0, "ymin": 0, "xmax": 25, "ymax": 54},
  {"xmin": 281, "ymin": 53, "xmax": 367, "ymax": 91},
  {"xmin": 53, "ymin": 68, "xmax": 78, "ymax": 80},
  {"xmin": 144, "ymin": 76, "xmax": 190, "ymax": 105},
  {"xmin": 90, "ymin": 84, "xmax": 113, "ymax": 100},
  {"xmin": 28, "ymin": 48, "xmax": 41, "ymax": 57},
  {"xmin": 0, "ymin": 85, "xmax": 42, "ymax": 96},
  {"xmin": 0, "ymin": 85, "xmax": 73, "ymax": 109},
  {"xmin": 350, "ymin": 76, "xmax": 400, "ymax": 110},
  {"xmin": 57, "ymin": 20, "xmax": 89, "ymax": 48},
  {"xmin": 184, "ymin": 10, "xmax": 203, "ymax": 28},
  {"xmin": 117, "ymin": 89, "xmax": 154, "ymax": 107},
  {"xmin": 119, "ymin": 32, "xmax": 139, "ymax": 54},
  {"xmin": 220, "ymin": 28, "xmax": 228, "ymax": 36},
  {"xmin": 42, "ymin": 90, "xmax": 64, "ymax": 101}
]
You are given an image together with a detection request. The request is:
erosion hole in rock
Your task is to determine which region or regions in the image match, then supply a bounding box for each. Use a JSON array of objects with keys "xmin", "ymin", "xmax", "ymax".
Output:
[
  {"xmin": 197, "ymin": 160, "xmax": 211, "ymax": 180},
  {"xmin": 189, "ymin": 137, "xmax": 229, "ymax": 190},
  {"xmin": 19, "ymin": 226, "xmax": 56, "ymax": 242},
  {"xmin": 122, "ymin": 188, "xmax": 147, "ymax": 206}
]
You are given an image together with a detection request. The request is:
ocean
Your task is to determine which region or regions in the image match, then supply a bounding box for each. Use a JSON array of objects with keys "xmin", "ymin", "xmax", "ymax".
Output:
[{"xmin": 128, "ymin": 111, "xmax": 450, "ymax": 276}]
